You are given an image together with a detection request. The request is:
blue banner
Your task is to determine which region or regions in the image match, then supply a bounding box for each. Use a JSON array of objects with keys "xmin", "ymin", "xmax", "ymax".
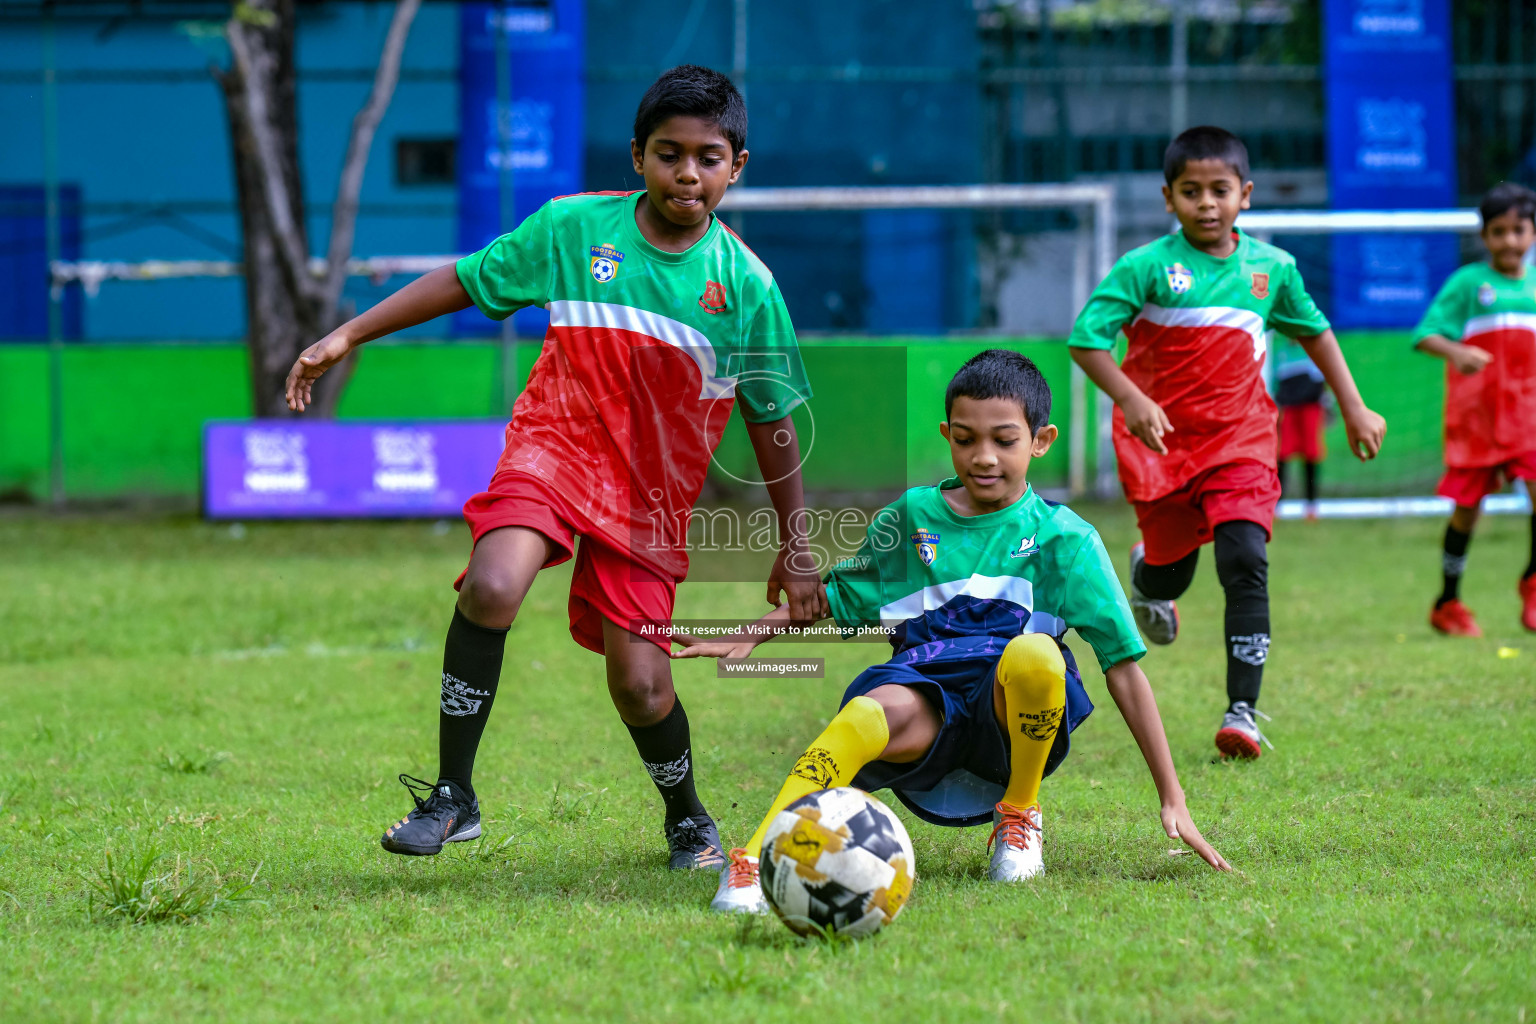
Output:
[
  {"xmin": 1325, "ymin": 0, "xmax": 1457, "ymax": 327},
  {"xmin": 456, "ymin": 0, "xmax": 584, "ymax": 337}
]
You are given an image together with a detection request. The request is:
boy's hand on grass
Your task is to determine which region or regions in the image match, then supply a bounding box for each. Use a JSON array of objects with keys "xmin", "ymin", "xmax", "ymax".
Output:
[
  {"xmin": 1162, "ymin": 801, "xmax": 1231, "ymax": 871},
  {"xmin": 1121, "ymin": 392, "xmax": 1174, "ymax": 455},
  {"xmin": 1341, "ymin": 404, "xmax": 1387, "ymax": 461},
  {"xmin": 669, "ymin": 631, "xmax": 756, "ymax": 661},
  {"xmin": 284, "ymin": 333, "xmax": 354, "ymax": 412},
  {"xmin": 1448, "ymin": 345, "xmax": 1493, "ymax": 376}
]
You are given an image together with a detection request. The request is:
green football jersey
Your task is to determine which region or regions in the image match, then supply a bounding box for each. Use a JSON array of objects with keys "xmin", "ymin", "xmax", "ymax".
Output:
[
  {"xmin": 1413, "ymin": 261, "xmax": 1536, "ymax": 467},
  {"xmin": 1068, "ymin": 229, "xmax": 1331, "ymax": 500},
  {"xmin": 823, "ymin": 481, "xmax": 1145, "ymax": 674},
  {"xmin": 456, "ymin": 190, "xmax": 812, "ymax": 578}
]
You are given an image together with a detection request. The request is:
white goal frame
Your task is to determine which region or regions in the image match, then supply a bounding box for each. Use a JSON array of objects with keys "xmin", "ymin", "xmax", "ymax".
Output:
[{"xmin": 1231, "ymin": 208, "xmax": 1530, "ymax": 519}]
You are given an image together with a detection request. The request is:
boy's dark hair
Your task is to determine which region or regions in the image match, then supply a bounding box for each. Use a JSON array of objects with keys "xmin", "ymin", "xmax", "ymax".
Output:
[
  {"xmin": 633, "ymin": 65, "xmax": 747, "ymax": 156},
  {"xmin": 1479, "ymin": 182, "xmax": 1536, "ymax": 228},
  {"xmin": 1163, "ymin": 126, "xmax": 1250, "ymax": 185},
  {"xmin": 945, "ymin": 349, "xmax": 1052, "ymax": 435}
]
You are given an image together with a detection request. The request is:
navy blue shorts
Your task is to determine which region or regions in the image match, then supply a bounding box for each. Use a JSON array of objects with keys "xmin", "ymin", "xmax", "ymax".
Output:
[{"xmin": 844, "ymin": 641, "xmax": 1093, "ymax": 828}]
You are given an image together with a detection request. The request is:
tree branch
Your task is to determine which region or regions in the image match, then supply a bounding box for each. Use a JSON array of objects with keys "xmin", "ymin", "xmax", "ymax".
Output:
[
  {"xmin": 320, "ymin": 0, "xmax": 422, "ymax": 319},
  {"xmin": 225, "ymin": 4, "xmax": 316, "ymax": 303}
]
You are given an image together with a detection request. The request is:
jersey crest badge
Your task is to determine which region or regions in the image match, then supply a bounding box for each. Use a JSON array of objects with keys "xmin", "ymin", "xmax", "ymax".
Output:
[
  {"xmin": 1009, "ymin": 533, "xmax": 1039, "ymax": 559},
  {"xmin": 699, "ymin": 280, "xmax": 728, "ymax": 314},
  {"xmin": 1478, "ymin": 282, "xmax": 1496, "ymax": 306},
  {"xmin": 589, "ymin": 244, "xmax": 624, "ymax": 283},
  {"xmin": 1165, "ymin": 263, "xmax": 1193, "ymax": 294},
  {"xmin": 1251, "ymin": 272, "xmax": 1269, "ymax": 299},
  {"xmin": 911, "ymin": 529, "xmax": 941, "ymax": 567}
]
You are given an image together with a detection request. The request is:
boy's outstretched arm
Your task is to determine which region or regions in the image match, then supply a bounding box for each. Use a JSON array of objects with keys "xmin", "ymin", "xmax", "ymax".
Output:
[
  {"xmin": 670, "ymin": 602, "xmax": 812, "ymax": 660},
  {"xmin": 1104, "ymin": 659, "xmax": 1231, "ymax": 871},
  {"xmin": 744, "ymin": 415, "xmax": 830, "ymax": 625},
  {"xmin": 285, "ymin": 264, "xmax": 474, "ymax": 412},
  {"xmin": 1069, "ymin": 347, "xmax": 1174, "ymax": 455},
  {"xmin": 1294, "ymin": 329, "xmax": 1387, "ymax": 461}
]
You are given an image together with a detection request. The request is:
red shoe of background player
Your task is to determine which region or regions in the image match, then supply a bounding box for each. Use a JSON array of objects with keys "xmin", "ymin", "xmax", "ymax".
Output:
[
  {"xmin": 1519, "ymin": 575, "xmax": 1536, "ymax": 632},
  {"xmin": 1429, "ymin": 599, "xmax": 1483, "ymax": 638}
]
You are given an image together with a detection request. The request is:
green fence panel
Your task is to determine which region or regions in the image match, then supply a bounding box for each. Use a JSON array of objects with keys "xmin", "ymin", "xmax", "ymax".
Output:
[{"xmin": 0, "ymin": 333, "xmax": 1455, "ymax": 503}]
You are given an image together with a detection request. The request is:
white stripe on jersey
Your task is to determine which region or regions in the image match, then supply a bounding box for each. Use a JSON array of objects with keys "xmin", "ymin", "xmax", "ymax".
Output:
[
  {"xmin": 1462, "ymin": 311, "xmax": 1536, "ymax": 341},
  {"xmin": 878, "ymin": 573, "xmax": 1034, "ymax": 627},
  {"xmin": 1133, "ymin": 303, "xmax": 1267, "ymax": 359},
  {"xmin": 548, "ymin": 299, "xmax": 737, "ymax": 401}
]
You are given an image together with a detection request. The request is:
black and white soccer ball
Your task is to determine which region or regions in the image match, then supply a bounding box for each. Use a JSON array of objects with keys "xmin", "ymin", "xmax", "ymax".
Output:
[{"xmin": 758, "ymin": 787, "xmax": 916, "ymax": 938}]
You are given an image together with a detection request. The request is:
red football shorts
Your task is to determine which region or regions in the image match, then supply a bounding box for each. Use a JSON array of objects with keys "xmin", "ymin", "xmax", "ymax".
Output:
[
  {"xmin": 1277, "ymin": 402, "xmax": 1325, "ymax": 462},
  {"xmin": 458, "ymin": 471, "xmax": 675, "ymax": 656},
  {"xmin": 1133, "ymin": 460, "xmax": 1282, "ymax": 565},
  {"xmin": 1436, "ymin": 451, "xmax": 1536, "ymax": 509}
]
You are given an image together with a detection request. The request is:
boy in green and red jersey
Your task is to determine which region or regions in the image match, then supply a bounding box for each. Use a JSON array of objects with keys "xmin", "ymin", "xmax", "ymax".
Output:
[
  {"xmin": 1069, "ymin": 127, "xmax": 1386, "ymax": 759},
  {"xmin": 285, "ymin": 66, "xmax": 824, "ymax": 868},
  {"xmin": 1414, "ymin": 182, "xmax": 1536, "ymax": 637}
]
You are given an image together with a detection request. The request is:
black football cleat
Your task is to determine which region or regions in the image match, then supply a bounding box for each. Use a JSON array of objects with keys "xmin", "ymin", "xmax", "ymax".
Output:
[
  {"xmin": 381, "ymin": 774, "xmax": 481, "ymax": 856},
  {"xmin": 665, "ymin": 814, "xmax": 726, "ymax": 870}
]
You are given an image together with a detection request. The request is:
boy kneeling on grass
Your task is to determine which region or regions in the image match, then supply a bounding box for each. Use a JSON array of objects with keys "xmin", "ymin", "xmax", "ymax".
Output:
[{"xmin": 673, "ymin": 350, "xmax": 1230, "ymax": 914}]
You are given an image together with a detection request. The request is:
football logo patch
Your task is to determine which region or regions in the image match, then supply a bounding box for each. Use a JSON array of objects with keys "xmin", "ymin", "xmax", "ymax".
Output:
[
  {"xmin": 1478, "ymin": 282, "xmax": 1496, "ymax": 306},
  {"xmin": 589, "ymin": 243, "xmax": 624, "ymax": 283},
  {"xmin": 911, "ymin": 529, "xmax": 941, "ymax": 567},
  {"xmin": 1165, "ymin": 263, "xmax": 1193, "ymax": 294},
  {"xmin": 1251, "ymin": 272, "xmax": 1269, "ymax": 299},
  {"xmin": 699, "ymin": 280, "xmax": 728, "ymax": 314},
  {"xmin": 1009, "ymin": 533, "xmax": 1039, "ymax": 558}
]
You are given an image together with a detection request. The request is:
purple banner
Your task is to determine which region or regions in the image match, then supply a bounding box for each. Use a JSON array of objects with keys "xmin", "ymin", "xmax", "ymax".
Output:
[{"xmin": 203, "ymin": 421, "xmax": 507, "ymax": 519}]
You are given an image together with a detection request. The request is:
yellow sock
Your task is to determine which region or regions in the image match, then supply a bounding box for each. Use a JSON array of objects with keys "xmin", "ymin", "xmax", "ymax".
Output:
[
  {"xmin": 997, "ymin": 634, "xmax": 1067, "ymax": 810},
  {"xmin": 742, "ymin": 695, "xmax": 890, "ymax": 859}
]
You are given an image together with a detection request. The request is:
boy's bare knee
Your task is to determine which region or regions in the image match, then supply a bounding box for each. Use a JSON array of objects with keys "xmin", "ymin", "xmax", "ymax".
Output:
[
  {"xmin": 457, "ymin": 568, "xmax": 524, "ymax": 628},
  {"xmin": 607, "ymin": 668, "xmax": 674, "ymax": 726}
]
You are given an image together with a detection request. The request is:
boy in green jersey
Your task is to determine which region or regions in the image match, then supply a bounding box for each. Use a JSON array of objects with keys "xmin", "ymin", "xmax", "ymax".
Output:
[
  {"xmin": 1069, "ymin": 127, "xmax": 1386, "ymax": 759},
  {"xmin": 283, "ymin": 66, "xmax": 825, "ymax": 869},
  {"xmin": 1413, "ymin": 182, "xmax": 1536, "ymax": 636},
  {"xmin": 677, "ymin": 350, "xmax": 1230, "ymax": 915}
]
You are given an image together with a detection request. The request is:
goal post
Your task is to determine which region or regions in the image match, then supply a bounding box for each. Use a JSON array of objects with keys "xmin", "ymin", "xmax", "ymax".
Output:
[{"xmin": 1231, "ymin": 207, "xmax": 1529, "ymax": 519}]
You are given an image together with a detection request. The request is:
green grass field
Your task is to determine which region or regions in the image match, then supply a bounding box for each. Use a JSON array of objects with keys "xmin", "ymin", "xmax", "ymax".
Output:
[{"xmin": 1, "ymin": 508, "xmax": 1532, "ymax": 1022}]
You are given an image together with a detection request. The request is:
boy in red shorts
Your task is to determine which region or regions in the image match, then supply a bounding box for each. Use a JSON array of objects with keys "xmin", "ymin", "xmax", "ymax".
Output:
[
  {"xmin": 1275, "ymin": 340, "xmax": 1328, "ymax": 520},
  {"xmin": 1414, "ymin": 182, "xmax": 1536, "ymax": 637},
  {"xmin": 285, "ymin": 66, "xmax": 824, "ymax": 867},
  {"xmin": 1069, "ymin": 127, "xmax": 1386, "ymax": 759}
]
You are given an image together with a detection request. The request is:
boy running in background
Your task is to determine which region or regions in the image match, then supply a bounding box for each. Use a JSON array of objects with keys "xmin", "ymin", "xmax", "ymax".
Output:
[
  {"xmin": 677, "ymin": 350, "xmax": 1229, "ymax": 915},
  {"xmin": 1413, "ymin": 182, "xmax": 1536, "ymax": 636},
  {"xmin": 1275, "ymin": 340, "xmax": 1328, "ymax": 519},
  {"xmin": 285, "ymin": 66, "xmax": 824, "ymax": 868},
  {"xmin": 1069, "ymin": 127, "xmax": 1386, "ymax": 759}
]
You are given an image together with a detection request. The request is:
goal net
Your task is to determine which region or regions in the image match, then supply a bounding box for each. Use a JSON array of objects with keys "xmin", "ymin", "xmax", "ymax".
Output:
[{"xmin": 50, "ymin": 188, "xmax": 1531, "ymax": 518}]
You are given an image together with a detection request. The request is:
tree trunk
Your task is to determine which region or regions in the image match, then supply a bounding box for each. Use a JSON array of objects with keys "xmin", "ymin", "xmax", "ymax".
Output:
[{"xmin": 220, "ymin": 0, "xmax": 417, "ymax": 419}]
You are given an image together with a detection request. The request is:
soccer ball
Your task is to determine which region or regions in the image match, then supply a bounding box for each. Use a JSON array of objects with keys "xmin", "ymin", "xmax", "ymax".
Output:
[{"xmin": 758, "ymin": 787, "xmax": 916, "ymax": 938}]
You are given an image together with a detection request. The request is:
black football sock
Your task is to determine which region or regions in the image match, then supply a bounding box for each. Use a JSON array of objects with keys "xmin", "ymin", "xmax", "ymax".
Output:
[
  {"xmin": 1524, "ymin": 514, "xmax": 1536, "ymax": 580},
  {"xmin": 1134, "ymin": 547, "xmax": 1199, "ymax": 601},
  {"xmin": 436, "ymin": 607, "xmax": 508, "ymax": 801},
  {"xmin": 1214, "ymin": 521, "xmax": 1269, "ymax": 709},
  {"xmin": 626, "ymin": 696, "xmax": 707, "ymax": 825},
  {"xmin": 1304, "ymin": 461, "xmax": 1319, "ymax": 504},
  {"xmin": 1438, "ymin": 525, "xmax": 1472, "ymax": 606}
]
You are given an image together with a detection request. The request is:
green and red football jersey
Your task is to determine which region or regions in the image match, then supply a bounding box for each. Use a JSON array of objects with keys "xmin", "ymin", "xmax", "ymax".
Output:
[
  {"xmin": 1412, "ymin": 262, "xmax": 1536, "ymax": 468},
  {"xmin": 457, "ymin": 191, "xmax": 811, "ymax": 578},
  {"xmin": 1069, "ymin": 229, "xmax": 1330, "ymax": 502}
]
